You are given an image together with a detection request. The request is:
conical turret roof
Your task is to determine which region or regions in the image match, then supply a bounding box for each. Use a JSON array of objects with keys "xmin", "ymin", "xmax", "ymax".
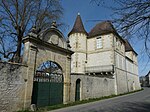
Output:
[{"xmin": 68, "ymin": 13, "xmax": 87, "ymax": 36}]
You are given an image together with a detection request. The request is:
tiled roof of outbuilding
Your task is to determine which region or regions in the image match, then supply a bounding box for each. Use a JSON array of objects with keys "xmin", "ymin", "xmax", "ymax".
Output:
[
  {"xmin": 68, "ymin": 13, "xmax": 88, "ymax": 36},
  {"xmin": 88, "ymin": 21, "xmax": 116, "ymax": 37}
]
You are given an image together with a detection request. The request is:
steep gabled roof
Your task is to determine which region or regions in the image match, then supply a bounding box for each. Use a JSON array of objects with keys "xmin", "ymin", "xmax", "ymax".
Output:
[
  {"xmin": 88, "ymin": 21, "xmax": 116, "ymax": 37},
  {"xmin": 68, "ymin": 13, "xmax": 87, "ymax": 36},
  {"xmin": 125, "ymin": 39, "xmax": 138, "ymax": 55}
]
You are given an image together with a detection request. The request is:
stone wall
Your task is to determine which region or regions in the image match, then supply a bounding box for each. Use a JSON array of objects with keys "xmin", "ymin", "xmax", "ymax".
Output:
[
  {"xmin": 115, "ymin": 68, "xmax": 128, "ymax": 94},
  {"xmin": 87, "ymin": 34, "xmax": 114, "ymax": 67},
  {"xmin": 69, "ymin": 33, "xmax": 87, "ymax": 74},
  {"xmin": 115, "ymin": 68, "xmax": 141, "ymax": 94},
  {"xmin": 127, "ymin": 73, "xmax": 141, "ymax": 92},
  {"xmin": 70, "ymin": 75, "xmax": 115, "ymax": 102},
  {"xmin": 0, "ymin": 62, "xmax": 27, "ymax": 112},
  {"xmin": 87, "ymin": 51, "xmax": 113, "ymax": 66},
  {"xmin": 87, "ymin": 34, "xmax": 114, "ymax": 51}
]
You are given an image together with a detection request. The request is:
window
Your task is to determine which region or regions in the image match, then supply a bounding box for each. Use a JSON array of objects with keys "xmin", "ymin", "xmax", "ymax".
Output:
[
  {"xmin": 76, "ymin": 61, "xmax": 78, "ymax": 67},
  {"xmin": 96, "ymin": 37, "xmax": 102, "ymax": 48},
  {"xmin": 75, "ymin": 42, "xmax": 78, "ymax": 48}
]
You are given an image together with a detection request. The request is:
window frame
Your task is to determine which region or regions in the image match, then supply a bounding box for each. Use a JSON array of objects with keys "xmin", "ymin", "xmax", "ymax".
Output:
[{"xmin": 96, "ymin": 36, "xmax": 103, "ymax": 49}]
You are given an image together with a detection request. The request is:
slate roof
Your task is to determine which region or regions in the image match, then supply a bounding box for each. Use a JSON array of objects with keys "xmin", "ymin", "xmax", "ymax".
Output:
[
  {"xmin": 68, "ymin": 13, "xmax": 88, "ymax": 36},
  {"xmin": 124, "ymin": 39, "xmax": 138, "ymax": 55},
  {"xmin": 88, "ymin": 21, "xmax": 117, "ymax": 37}
]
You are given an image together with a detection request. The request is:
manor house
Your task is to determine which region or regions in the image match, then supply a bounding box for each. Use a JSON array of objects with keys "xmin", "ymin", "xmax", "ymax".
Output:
[{"xmin": 68, "ymin": 13, "xmax": 141, "ymax": 101}]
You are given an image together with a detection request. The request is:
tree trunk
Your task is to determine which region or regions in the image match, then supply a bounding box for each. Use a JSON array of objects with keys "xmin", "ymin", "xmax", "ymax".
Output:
[{"xmin": 13, "ymin": 32, "xmax": 23, "ymax": 63}]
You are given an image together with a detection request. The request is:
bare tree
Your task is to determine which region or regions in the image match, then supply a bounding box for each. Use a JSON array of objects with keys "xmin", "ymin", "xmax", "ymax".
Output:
[
  {"xmin": 90, "ymin": 0, "xmax": 150, "ymax": 57},
  {"xmin": 0, "ymin": 0, "xmax": 63, "ymax": 62}
]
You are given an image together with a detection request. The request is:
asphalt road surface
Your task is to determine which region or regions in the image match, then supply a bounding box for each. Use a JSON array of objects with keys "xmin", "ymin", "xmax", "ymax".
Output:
[{"xmin": 49, "ymin": 88, "xmax": 150, "ymax": 112}]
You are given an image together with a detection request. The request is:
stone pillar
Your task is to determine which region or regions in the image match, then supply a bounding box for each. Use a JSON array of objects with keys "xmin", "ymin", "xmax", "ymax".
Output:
[
  {"xmin": 63, "ymin": 55, "xmax": 71, "ymax": 104},
  {"xmin": 23, "ymin": 40, "xmax": 38, "ymax": 109}
]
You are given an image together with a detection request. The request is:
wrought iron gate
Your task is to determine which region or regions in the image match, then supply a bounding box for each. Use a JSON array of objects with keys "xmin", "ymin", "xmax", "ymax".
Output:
[{"xmin": 31, "ymin": 61, "xmax": 63, "ymax": 107}]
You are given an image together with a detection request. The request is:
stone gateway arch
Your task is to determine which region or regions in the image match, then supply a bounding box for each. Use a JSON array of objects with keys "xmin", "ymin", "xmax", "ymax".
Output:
[{"xmin": 22, "ymin": 24, "xmax": 73, "ymax": 108}]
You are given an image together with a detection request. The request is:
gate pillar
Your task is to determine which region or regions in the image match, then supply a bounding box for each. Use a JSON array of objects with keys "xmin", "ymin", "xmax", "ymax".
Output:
[
  {"xmin": 22, "ymin": 34, "xmax": 38, "ymax": 109},
  {"xmin": 63, "ymin": 56, "xmax": 71, "ymax": 104}
]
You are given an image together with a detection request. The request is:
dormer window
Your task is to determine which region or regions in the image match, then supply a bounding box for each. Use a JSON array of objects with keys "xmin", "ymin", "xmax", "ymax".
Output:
[{"xmin": 96, "ymin": 37, "xmax": 102, "ymax": 48}]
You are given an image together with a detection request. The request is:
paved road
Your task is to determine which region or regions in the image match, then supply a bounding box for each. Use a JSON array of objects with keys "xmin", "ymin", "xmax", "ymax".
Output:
[{"xmin": 49, "ymin": 88, "xmax": 150, "ymax": 112}]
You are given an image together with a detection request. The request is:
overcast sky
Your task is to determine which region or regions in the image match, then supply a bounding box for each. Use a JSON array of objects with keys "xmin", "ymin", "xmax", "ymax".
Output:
[{"xmin": 61, "ymin": 0, "xmax": 150, "ymax": 76}]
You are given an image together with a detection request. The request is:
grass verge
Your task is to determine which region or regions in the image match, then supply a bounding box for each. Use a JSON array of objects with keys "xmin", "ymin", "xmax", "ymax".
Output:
[{"xmin": 18, "ymin": 88, "xmax": 143, "ymax": 112}]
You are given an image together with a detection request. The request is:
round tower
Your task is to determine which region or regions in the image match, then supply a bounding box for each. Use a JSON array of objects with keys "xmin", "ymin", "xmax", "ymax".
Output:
[{"xmin": 68, "ymin": 13, "xmax": 88, "ymax": 74}]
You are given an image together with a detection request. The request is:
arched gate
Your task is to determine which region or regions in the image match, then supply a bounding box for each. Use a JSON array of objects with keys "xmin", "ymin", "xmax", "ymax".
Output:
[{"xmin": 31, "ymin": 61, "xmax": 63, "ymax": 107}]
